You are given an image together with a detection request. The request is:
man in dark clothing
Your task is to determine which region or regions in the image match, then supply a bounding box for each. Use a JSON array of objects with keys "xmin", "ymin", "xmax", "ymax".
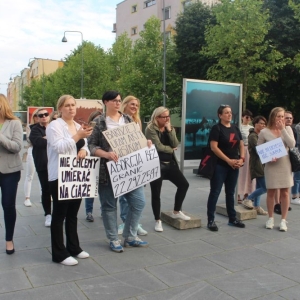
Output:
[{"xmin": 29, "ymin": 108, "xmax": 52, "ymax": 226}]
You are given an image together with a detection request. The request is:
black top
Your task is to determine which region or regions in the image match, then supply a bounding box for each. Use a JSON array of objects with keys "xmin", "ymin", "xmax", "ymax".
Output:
[
  {"xmin": 157, "ymin": 130, "xmax": 173, "ymax": 162},
  {"xmin": 29, "ymin": 123, "xmax": 48, "ymax": 171},
  {"xmin": 209, "ymin": 123, "xmax": 242, "ymax": 167},
  {"xmin": 76, "ymin": 139, "xmax": 85, "ymax": 153}
]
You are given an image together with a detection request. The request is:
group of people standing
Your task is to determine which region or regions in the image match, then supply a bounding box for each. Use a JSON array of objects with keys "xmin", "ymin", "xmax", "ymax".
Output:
[
  {"xmin": 206, "ymin": 105, "xmax": 296, "ymax": 233},
  {"xmin": 1, "ymin": 90, "xmax": 297, "ymax": 265}
]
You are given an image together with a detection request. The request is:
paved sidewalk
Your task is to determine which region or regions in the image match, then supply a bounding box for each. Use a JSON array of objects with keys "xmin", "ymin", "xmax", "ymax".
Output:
[{"xmin": 1, "ymin": 145, "xmax": 300, "ymax": 299}]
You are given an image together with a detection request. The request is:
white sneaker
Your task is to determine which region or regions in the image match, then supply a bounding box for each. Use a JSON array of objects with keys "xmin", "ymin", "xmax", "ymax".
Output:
[
  {"xmin": 171, "ymin": 211, "xmax": 191, "ymax": 221},
  {"xmin": 24, "ymin": 199, "xmax": 32, "ymax": 207},
  {"xmin": 291, "ymin": 198, "xmax": 300, "ymax": 205},
  {"xmin": 60, "ymin": 256, "xmax": 78, "ymax": 266},
  {"xmin": 279, "ymin": 219, "xmax": 288, "ymax": 232},
  {"xmin": 76, "ymin": 251, "xmax": 89, "ymax": 259},
  {"xmin": 155, "ymin": 220, "xmax": 163, "ymax": 232},
  {"xmin": 45, "ymin": 215, "xmax": 52, "ymax": 227},
  {"xmin": 266, "ymin": 217, "xmax": 274, "ymax": 229},
  {"xmin": 137, "ymin": 224, "xmax": 148, "ymax": 236},
  {"xmin": 118, "ymin": 223, "xmax": 124, "ymax": 235}
]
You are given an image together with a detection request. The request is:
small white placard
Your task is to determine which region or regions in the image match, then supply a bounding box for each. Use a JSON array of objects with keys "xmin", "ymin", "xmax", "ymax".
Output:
[
  {"xmin": 107, "ymin": 145, "xmax": 160, "ymax": 197},
  {"xmin": 58, "ymin": 155, "xmax": 100, "ymax": 200},
  {"xmin": 256, "ymin": 137, "xmax": 288, "ymax": 164}
]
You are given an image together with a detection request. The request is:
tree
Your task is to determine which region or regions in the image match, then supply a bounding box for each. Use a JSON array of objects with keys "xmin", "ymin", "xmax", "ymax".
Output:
[
  {"xmin": 202, "ymin": 0, "xmax": 287, "ymax": 110},
  {"xmin": 174, "ymin": 0, "xmax": 216, "ymax": 80}
]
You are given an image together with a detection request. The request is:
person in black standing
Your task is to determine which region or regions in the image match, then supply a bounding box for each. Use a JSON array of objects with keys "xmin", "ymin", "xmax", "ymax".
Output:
[
  {"xmin": 29, "ymin": 108, "xmax": 52, "ymax": 227},
  {"xmin": 206, "ymin": 105, "xmax": 245, "ymax": 231}
]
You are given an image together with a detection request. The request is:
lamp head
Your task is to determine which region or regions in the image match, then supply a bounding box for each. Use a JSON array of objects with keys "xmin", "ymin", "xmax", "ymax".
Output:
[
  {"xmin": 62, "ymin": 36, "xmax": 68, "ymax": 42},
  {"xmin": 9, "ymin": 76, "xmax": 12, "ymax": 80}
]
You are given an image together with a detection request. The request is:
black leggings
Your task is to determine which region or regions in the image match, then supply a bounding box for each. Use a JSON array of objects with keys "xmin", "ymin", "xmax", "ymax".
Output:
[
  {"xmin": 150, "ymin": 161, "xmax": 189, "ymax": 220},
  {"xmin": 49, "ymin": 180, "xmax": 82, "ymax": 263}
]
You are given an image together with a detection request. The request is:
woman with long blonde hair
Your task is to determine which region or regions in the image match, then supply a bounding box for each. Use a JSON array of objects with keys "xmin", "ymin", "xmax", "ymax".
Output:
[{"xmin": 0, "ymin": 94, "xmax": 23, "ymax": 254}]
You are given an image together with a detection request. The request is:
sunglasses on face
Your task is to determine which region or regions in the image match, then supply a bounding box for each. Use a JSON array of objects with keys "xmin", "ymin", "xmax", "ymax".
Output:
[{"xmin": 38, "ymin": 113, "xmax": 49, "ymax": 118}]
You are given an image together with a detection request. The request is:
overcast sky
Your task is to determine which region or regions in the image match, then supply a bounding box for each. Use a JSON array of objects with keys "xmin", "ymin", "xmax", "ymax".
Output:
[{"xmin": 0, "ymin": 0, "xmax": 121, "ymax": 95}]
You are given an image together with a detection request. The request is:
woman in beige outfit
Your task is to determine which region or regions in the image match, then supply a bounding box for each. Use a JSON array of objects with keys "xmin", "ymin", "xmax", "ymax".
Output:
[{"xmin": 258, "ymin": 107, "xmax": 295, "ymax": 231}]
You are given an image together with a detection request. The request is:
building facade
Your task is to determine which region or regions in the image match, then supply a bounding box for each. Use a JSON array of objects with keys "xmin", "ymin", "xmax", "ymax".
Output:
[{"xmin": 114, "ymin": 0, "xmax": 219, "ymax": 41}]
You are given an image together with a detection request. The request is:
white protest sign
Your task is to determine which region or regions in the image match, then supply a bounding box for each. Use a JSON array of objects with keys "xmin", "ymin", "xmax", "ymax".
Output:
[
  {"xmin": 256, "ymin": 137, "xmax": 288, "ymax": 164},
  {"xmin": 107, "ymin": 145, "xmax": 160, "ymax": 197},
  {"xmin": 103, "ymin": 122, "xmax": 147, "ymax": 157},
  {"xmin": 58, "ymin": 155, "xmax": 100, "ymax": 200}
]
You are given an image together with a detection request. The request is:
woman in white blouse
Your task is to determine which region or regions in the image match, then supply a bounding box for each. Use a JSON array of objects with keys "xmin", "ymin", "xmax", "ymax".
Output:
[{"xmin": 46, "ymin": 95, "xmax": 93, "ymax": 266}]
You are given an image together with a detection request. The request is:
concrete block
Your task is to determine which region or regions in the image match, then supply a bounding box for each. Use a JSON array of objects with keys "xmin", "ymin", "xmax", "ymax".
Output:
[
  {"xmin": 216, "ymin": 204, "xmax": 257, "ymax": 220},
  {"xmin": 160, "ymin": 211, "xmax": 201, "ymax": 229}
]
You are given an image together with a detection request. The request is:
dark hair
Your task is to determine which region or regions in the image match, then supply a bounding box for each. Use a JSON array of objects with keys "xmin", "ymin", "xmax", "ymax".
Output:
[
  {"xmin": 102, "ymin": 91, "xmax": 121, "ymax": 102},
  {"xmin": 285, "ymin": 111, "xmax": 293, "ymax": 116},
  {"xmin": 217, "ymin": 105, "xmax": 231, "ymax": 117},
  {"xmin": 242, "ymin": 109, "xmax": 253, "ymax": 117},
  {"xmin": 252, "ymin": 115, "xmax": 267, "ymax": 126}
]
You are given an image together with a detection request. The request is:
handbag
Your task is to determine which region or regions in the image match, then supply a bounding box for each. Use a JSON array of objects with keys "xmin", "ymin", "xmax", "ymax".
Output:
[
  {"xmin": 197, "ymin": 146, "xmax": 218, "ymax": 179},
  {"xmin": 289, "ymin": 147, "xmax": 300, "ymax": 172}
]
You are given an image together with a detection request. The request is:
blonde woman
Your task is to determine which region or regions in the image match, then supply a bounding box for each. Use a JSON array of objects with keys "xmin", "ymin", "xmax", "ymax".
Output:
[
  {"xmin": 0, "ymin": 94, "xmax": 23, "ymax": 254},
  {"xmin": 145, "ymin": 106, "xmax": 190, "ymax": 232},
  {"xmin": 47, "ymin": 95, "xmax": 92, "ymax": 265},
  {"xmin": 118, "ymin": 96, "xmax": 147, "ymax": 235},
  {"xmin": 24, "ymin": 108, "xmax": 39, "ymax": 207},
  {"xmin": 258, "ymin": 107, "xmax": 295, "ymax": 231}
]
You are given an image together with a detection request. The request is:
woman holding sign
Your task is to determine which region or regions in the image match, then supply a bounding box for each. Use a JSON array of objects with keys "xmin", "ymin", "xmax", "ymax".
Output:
[
  {"xmin": 258, "ymin": 107, "xmax": 295, "ymax": 231},
  {"xmin": 145, "ymin": 106, "xmax": 190, "ymax": 232},
  {"xmin": 47, "ymin": 95, "xmax": 92, "ymax": 265}
]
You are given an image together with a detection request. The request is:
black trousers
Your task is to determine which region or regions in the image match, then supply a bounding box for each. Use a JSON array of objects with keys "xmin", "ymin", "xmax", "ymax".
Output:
[
  {"xmin": 37, "ymin": 170, "xmax": 51, "ymax": 216},
  {"xmin": 150, "ymin": 161, "xmax": 189, "ymax": 220},
  {"xmin": 49, "ymin": 180, "xmax": 82, "ymax": 263}
]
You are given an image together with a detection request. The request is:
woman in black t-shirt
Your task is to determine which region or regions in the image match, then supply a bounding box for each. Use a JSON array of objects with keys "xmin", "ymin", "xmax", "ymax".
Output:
[
  {"xmin": 207, "ymin": 105, "xmax": 245, "ymax": 231},
  {"xmin": 145, "ymin": 107, "xmax": 190, "ymax": 232}
]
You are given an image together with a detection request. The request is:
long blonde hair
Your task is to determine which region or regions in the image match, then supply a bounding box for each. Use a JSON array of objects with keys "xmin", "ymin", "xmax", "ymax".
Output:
[
  {"xmin": 267, "ymin": 107, "xmax": 285, "ymax": 129},
  {"xmin": 147, "ymin": 106, "xmax": 170, "ymax": 128},
  {"xmin": 120, "ymin": 95, "xmax": 141, "ymax": 126},
  {"xmin": 0, "ymin": 94, "xmax": 18, "ymax": 120}
]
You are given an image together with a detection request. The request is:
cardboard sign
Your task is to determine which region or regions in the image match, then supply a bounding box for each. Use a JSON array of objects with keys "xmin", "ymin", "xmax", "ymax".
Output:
[
  {"xmin": 58, "ymin": 155, "xmax": 100, "ymax": 200},
  {"xmin": 107, "ymin": 145, "xmax": 160, "ymax": 197},
  {"xmin": 256, "ymin": 137, "xmax": 288, "ymax": 164},
  {"xmin": 103, "ymin": 122, "xmax": 147, "ymax": 157}
]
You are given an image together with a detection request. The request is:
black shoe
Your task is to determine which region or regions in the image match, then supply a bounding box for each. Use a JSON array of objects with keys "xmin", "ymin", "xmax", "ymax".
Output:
[
  {"xmin": 289, "ymin": 206, "xmax": 292, "ymax": 211},
  {"xmin": 6, "ymin": 241, "xmax": 15, "ymax": 255},
  {"xmin": 228, "ymin": 219, "xmax": 245, "ymax": 228},
  {"xmin": 86, "ymin": 213, "xmax": 94, "ymax": 222},
  {"xmin": 274, "ymin": 203, "xmax": 281, "ymax": 215},
  {"xmin": 207, "ymin": 221, "xmax": 218, "ymax": 231}
]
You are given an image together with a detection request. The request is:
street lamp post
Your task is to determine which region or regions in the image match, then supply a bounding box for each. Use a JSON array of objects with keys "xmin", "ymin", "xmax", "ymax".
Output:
[
  {"xmin": 62, "ymin": 31, "xmax": 84, "ymax": 99},
  {"xmin": 162, "ymin": 0, "xmax": 167, "ymax": 107}
]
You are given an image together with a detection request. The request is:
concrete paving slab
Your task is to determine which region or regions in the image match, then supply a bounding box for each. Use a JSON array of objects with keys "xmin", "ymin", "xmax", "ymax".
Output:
[
  {"xmin": 0, "ymin": 269, "xmax": 32, "ymax": 294},
  {"xmin": 24, "ymin": 258, "xmax": 107, "ymax": 287},
  {"xmin": 76, "ymin": 269, "xmax": 168, "ymax": 300},
  {"xmin": 13, "ymin": 234, "xmax": 51, "ymax": 251},
  {"xmin": 277, "ymin": 285, "xmax": 300, "ymax": 299},
  {"xmin": 207, "ymin": 267, "xmax": 297, "ymax": 300},
  {"xmin": 146, "ymin": 256, "xmax": 231, "ymax": 287},
  {"xmin": 136, "ymin": 281, "xmax": 235, "ymax": 300}
]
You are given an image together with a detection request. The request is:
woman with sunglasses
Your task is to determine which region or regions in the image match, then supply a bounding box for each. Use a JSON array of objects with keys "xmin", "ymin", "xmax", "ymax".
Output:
[
  {"xmin": 29, "ymin": 108, "xmax": 52, "ymax": 227},
  {"xmin": 238, "ymin": 109, "xmax": 256, "ymax": 208},
  {"xmin": 206, "ymin": 105, "xmax": 245, "ymax": 231},
  {"xmin": 145, "ymin": 106, "xmax": 190, "ymax": 232}
]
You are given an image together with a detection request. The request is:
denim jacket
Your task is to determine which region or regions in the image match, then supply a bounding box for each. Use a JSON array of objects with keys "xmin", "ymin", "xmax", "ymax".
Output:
[{"xmin": 88, "ymin": 112, "xmax": 132, "ymax": 184}]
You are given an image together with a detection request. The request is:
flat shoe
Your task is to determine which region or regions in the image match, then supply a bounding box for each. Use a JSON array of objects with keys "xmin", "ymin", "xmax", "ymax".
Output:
[
  {"xmin": 76, "ymin": 251, "xmax": 89, "ymax": 259},
  {"xmin": 60, "ymin": 256, "xmax": 78, "ymax": 266}
]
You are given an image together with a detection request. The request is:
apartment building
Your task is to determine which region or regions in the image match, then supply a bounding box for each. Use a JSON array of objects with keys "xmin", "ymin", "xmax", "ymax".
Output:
[
  {"xmin": 8, "ymin": 58, "xmax": 64, "ymax": 110},
  {"xmin": 113, "ymin": 0, "xmax": 219, "ymax": 41}
]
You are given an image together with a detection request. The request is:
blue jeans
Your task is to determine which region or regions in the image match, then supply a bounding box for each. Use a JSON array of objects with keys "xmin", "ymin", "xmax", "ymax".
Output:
[
  {"xmin": 292, "ymin": 171, "xmax": 300, "ymax": 195},
  {"xmin": 85, "ymin": 197, "xmax": 94, "ymax": 214},
  {"xmin": 207, "ymin": 164, "xmax": 239, "ymax": 222},
  {"xmin": 247, "ymin": 177, "xmax": 267, "ymax": 207},
  {"xmin": 119, "ymin": 195, "xmax": 129, "ymax": 223},
  {"xmin": 0, "ymin": 171, "xmax": 21, "ymax": 241},
  {"xmin": 99, "ymin": 181, "xmax": 145, "ymax": 241}
]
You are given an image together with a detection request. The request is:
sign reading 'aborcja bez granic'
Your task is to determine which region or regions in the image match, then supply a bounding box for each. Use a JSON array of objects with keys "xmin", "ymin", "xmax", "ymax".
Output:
[
  {"xmin": 107, "ymin": 145, "xmax": 160, "ymax": 197},
  {"xmin": 58, "ymin": 155, "xmax": 100, "ymax": 200}
]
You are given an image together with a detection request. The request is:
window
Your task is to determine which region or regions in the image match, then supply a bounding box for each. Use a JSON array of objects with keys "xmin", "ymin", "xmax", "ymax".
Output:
[
  {"xmin": 144, "ymin": 0, "xmax": 156, "ymax": 8},
  {"xmin": 131, "ymin": 26, "xmax": 138, "ymax": 35},
  {"xmin": 131, "ymin": 5, "xmax": 137, "ymax": 13},
  {"xmin": 112, "ymin": 23, "xmax": 116, "ymax": 33},
  {"xmin": 163, "ymin": 6, "xmax": 171, "ymax": 20},
  {"xmin": 183, "ymin": 0, "xmax": 192, "ymax": 10},
  {"xmin": 164, "ymin": 31, "xmax": 171, "ymax": 39}
]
